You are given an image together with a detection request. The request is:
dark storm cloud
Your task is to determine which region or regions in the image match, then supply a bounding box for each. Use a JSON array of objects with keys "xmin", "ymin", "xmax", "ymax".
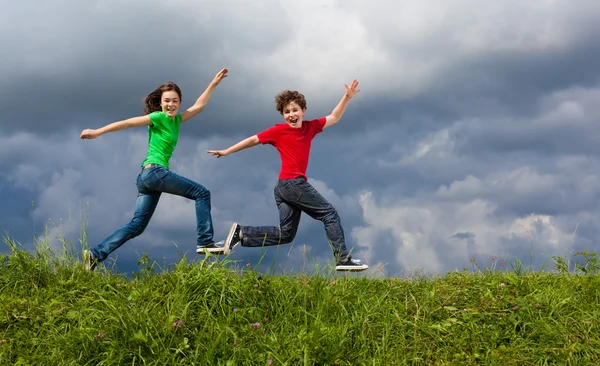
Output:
[
  {"xmin": 3, "ymin": 0, "xmax": 600, "ymax": 276},
  {"xmin": 0, "ymin": 0, "xmax": 291, "ymax": 135}
]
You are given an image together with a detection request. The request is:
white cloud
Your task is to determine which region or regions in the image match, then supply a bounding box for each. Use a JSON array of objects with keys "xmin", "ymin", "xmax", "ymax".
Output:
[{"xmin": 352, "ymin": 191, "xmax": 575, "ymax": 274}]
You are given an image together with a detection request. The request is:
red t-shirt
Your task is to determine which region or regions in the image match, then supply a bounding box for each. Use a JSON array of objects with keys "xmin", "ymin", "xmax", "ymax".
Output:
[{"xmin": 257, "ymin": 117, "xmax": 326, "ymax": 180}]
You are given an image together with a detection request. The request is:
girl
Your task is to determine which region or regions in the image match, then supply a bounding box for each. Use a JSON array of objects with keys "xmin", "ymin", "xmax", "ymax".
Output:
[{"xmin": 80, "ymin": 68, "xmax": 228, "ymax": 270}]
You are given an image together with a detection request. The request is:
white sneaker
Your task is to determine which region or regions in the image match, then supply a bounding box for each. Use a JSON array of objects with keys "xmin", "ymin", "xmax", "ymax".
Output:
[
  {"xmin": 335, "ymin": 258, "xmax": 368, "ymax": 272},
  {"xmin": 224, "ymin": 223, "xmax": 242, "ymax": 255},
  {"xmin": 83, "ymin": 250, "xmax": 97, "ymax": 271},
  {"xmin": 196, "ymin": 240, "xmax": 226, "ymax": 254}
]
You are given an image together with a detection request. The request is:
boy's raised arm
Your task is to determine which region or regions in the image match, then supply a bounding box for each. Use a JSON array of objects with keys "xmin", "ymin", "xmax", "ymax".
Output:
[
  {"xmin": 324, "ymin": 79, "xmax": 360, "ymax": 129},
  {"xmin": 181, "ymin": 68, "xmax": 228, "ymax": 123},
  {"xmin": 207, "ymin": 135, "xmax": 260, "ymax": 158}
]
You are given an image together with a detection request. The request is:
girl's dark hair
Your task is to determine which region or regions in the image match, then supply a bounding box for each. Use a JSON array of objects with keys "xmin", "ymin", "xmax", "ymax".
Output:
[
  {"xmin": 274, "ymin": 90, "xmax": 306, "ymax": 115},
  {"xmin": 143, "ymin": 81, "xmax": 182, "ymax": 115}
]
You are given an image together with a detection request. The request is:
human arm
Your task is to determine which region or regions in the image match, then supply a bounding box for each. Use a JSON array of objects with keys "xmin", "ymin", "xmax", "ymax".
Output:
[
  {"xmin": 181, "ymin": 68, "xmax": 228, "ymax": 123},
  {"xmin": 324, "ymin": 79, "xmax": 360, "ymax": 129},
  {"xmin": 207, "ymin": 135, "xmax": 260, "ymax": 158},
  {"xmin": 80, "ymin": 115, "xmax": 152, "ymax": 139}
]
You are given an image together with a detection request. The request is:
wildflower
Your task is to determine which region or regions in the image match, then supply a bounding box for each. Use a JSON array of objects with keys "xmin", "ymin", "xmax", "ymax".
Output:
[
  {"xmin": 234, "ymin": 341, "xmax": 239, "ymax": 347},
  {"xmin": 258, "ymin": 275, "xmax": 263, "ymax": 280},
  {"xmin": 535, "ymin": 303, "xmax": 540, "ymax": 308},
  {"xmin": 238, "ymin": 297, "xmax": 243, "ymax": 302},
  {"xmin": 251, "ymin": 322, "xmax": 260, "ymax": 327},
  {"xmin": 512, "ymin": 306, "xmax": 518, "ymax": 311},
  {"xmin": 172, "ymin": 319, "xmax": 184, "ymax": 328},
  {"xmin": 463, "ymin": 308, "xmax": 468, "ymax": 312},
  {"xmin": 268, "ymin": 360, "xmax": 273, "ymax": 365},
  {"xmin": 246, "ymin": 263, "xmax": 251, "ymax": 268},
  {"xmin": 499, "ymin": 283, "xmax": 505, "ymax": 287},
  {"xmin": 253, "ymin": 284, "xmax": 259, "ymax": 288},
  {"xmin": 96, "ymin": 332, "xmax": 104, "ymax": 338},
  {"xmin": 233, "ymin": 308, "xmax": 239, "ymax": 313},
  {"xmin": 116, "ymin": 283, "xmax": 121, "ymax": 287}
]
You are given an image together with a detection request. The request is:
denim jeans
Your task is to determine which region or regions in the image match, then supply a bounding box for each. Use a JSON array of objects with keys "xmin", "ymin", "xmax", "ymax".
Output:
[
  {"xmin": 91, "ymin": 164, "xmax": 214, "ymax": 262},
  {"xmin": 241, "ymin": 177, "xmax": 350, "ymax": 260}
]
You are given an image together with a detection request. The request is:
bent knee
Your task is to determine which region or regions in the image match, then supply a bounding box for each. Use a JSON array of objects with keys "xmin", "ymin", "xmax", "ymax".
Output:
[
  {"xmin": 279, "ymin": 229, "xmax": 296, "ymax": 244},
  {"xmin": 322, "ymin": 207, "xmax": 340, "ymax": 223},
  {"xmin": 129, "ymin": 220, "xmax": 149, "ymax": 237},
  {"xmin": 194, "ymin": 186, "xmax": 211, "ymax": 201}
]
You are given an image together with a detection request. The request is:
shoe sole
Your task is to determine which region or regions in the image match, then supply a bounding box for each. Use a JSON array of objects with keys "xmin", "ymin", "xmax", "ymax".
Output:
[
  {"xmin": 335, "ymin": 265, "xmax": 369, "ymax": 272},
  {"xmin": 82, "ymin": 250, "xmax": 96, "ymax": 271},
  {"xmin": 196, "ymin": 247, "xmax": 226, "ymax": 254},
  {"xmin": 223, "ymin": 222, "xmax": 239, "ymax": 255}
]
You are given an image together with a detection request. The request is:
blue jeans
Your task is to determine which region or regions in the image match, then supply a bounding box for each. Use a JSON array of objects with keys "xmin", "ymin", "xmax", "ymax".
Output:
[
  {"xmin": 240, "ymin": 177, "xmax": 350, "ymax": 260},
  {"xmin": 90, "ymin": 164, "xmax": 214, "ymax": 262}
]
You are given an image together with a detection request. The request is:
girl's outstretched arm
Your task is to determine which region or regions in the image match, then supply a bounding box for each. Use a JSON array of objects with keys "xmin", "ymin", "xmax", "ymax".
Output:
[
  {"xmin": 80, "ymin": 115, "xmax": 152, "ymax": 139},
  {"xmin": 181, "ymin": 68, "xmax": 228, "ymax": 123},
  {"xmin": 207, "ymin": 135, "xmax": 260, "ymax": 158},
  {"xmin": 324, "ymin": 79, "xmax": 360, "ymax": 129}
]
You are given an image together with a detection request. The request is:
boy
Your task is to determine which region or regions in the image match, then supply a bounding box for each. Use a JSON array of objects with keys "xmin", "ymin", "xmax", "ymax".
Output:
[{"xmin": 207, "ymin": 79, "xmax": 367, "ymax": 271}]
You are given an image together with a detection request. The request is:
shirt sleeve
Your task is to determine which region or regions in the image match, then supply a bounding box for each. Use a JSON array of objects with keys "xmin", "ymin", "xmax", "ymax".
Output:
[
  {"xmin": 148, "ymin": 111, "xmax": 164, "ymax": 128},
  {"xmin": 311, "ymin": 117, "xmax": 327, "ymax": 136},
  {"xmin": 257, "ymin": 125, "xmax": 281, "ymax": 145}
]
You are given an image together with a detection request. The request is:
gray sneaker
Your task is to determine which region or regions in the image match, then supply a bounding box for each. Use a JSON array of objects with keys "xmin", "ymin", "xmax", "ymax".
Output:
[
  {"xmin": 224, "ymin": 223, "xmax": 242, "ymax": 255},
  {"xmin": 196, "ymin": 240, "xmax": 226, "ymax": 254},
  {"xmin": 83, "ymin": 249, "xmax": 97, "ymax": 271},
  {"xmin": 335, "ymin": 257, "xmax": 368, "ymax": 272}
]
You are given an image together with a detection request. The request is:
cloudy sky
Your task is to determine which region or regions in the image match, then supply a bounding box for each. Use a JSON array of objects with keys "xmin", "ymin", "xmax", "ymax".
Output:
[{"xmin": 2, "ymin": 0, "xmax": 600, "ymax": 276}]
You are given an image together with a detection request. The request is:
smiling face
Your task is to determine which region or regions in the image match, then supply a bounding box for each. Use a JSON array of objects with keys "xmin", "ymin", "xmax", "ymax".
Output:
[
  {"xmin": 282, "ymin": 101, "xmax": 306, "ymax": 129},
  {"xmin": 161, "ymin": 90, "xmax": 180, "ymax": 117},
  {"xmin": 275, "ymin": 90, "xmax": 307, "ymax": 129}
]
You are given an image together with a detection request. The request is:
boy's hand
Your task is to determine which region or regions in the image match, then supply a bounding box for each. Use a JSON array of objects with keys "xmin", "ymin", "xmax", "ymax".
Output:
[
  {"xmin": 211, "ymin": 68, "xmax": 228, "ymax": 86},
  {"xmin": 207, "ymin": 149, "xmax": 228, "ymax": 158},
  {"xmin": 80, "ymin": 129, "xmax": 100, "ymax": 139},
  {"xmin": 344, "ymin": 79, "xmax": 360, "ymax": 99}
]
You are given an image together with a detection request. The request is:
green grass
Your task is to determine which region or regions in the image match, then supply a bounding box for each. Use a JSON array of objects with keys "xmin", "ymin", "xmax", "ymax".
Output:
[{"xmin": 1, "ymin": 233, "xmax": 600, "ymax": 365}]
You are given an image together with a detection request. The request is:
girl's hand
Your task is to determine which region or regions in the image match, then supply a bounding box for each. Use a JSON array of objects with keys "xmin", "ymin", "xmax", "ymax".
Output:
[
  {"xmin": 212, "ymin": 68, "xmax": 229, "ymax": 86},
  {"xmin": 80, "ymin": 129, "xmax": 100, "ymax": 139},
  {"xmin": 206, "ymin": 149, "xmax": 228, "ymax": 158},
  {"xmin": 344, "ymin": 79, "xmax": 360, "ymax": 99}
]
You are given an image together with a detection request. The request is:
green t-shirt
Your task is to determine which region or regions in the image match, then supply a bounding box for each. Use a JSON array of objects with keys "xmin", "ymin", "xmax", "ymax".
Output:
[{"xmin": 141, "ymin": 111, "xmax": 181, "ymax": 170}]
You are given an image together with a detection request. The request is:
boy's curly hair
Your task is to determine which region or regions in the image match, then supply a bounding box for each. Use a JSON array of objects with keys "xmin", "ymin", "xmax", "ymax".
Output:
[{"xmin": 274, "ymin": 90, "xmax": 306, "ymax": 115}]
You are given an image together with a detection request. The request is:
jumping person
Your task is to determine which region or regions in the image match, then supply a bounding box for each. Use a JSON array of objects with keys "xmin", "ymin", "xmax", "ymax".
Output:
[
  {"xmin": 80, "ymin": 68, "xmax": 229, "ymax": 270},
  {"xmin": 207, "ymin": 79, "xmax": 368, "ymax": 272}
]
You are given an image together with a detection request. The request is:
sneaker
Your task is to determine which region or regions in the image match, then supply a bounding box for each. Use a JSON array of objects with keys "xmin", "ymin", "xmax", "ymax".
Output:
[
  {"xmin": 224, "ymin": 222, "xmax": 242, "ymax": 255},
  {"xmin": 82, "ymin": 249, "xmax": 97, "ymax": 271},
  {"xmin": 196, "ymin": 240, "xmax": 226, "ymax": 254},
  {"xmin": 335, "ymin": 257, "xmax": 368, "ymax": 272}
]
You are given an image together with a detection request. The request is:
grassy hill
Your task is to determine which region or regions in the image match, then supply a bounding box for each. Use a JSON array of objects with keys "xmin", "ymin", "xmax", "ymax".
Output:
[{"xmin": 1, "ymin": 234, "xmax": 599, "ymax": 365}]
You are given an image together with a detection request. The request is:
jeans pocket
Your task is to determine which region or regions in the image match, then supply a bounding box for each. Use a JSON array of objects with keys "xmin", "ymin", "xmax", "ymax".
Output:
[
  {"xmin": 278, "ymin": 179, "xmax": 303, "ymax": 202},
  {"xmin": 141, "ymin": 167, "xmax": 168, "ymax": 191}
]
